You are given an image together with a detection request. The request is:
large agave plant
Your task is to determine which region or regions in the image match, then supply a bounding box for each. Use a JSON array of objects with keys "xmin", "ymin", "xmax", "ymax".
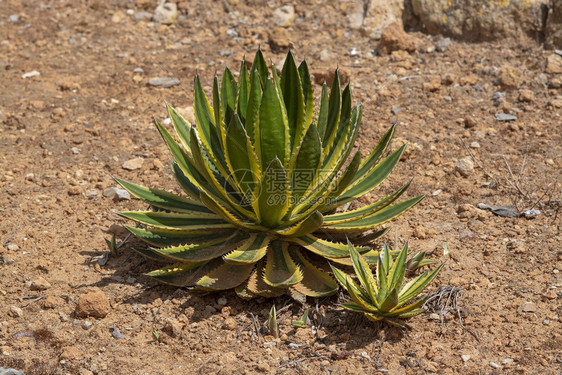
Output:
[{"xmin": 115, "ymin": 49, "xmax": 423, "ymax": 299}]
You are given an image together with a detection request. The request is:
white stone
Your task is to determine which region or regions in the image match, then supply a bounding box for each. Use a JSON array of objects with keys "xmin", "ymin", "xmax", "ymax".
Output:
[
  {"xmin": 153, "ymin": 2, "xmax": 177, "ymax": 25},
  {"xmin": 272, "ymin": 5, "xmax": 295, "ymax": 27},
  {"xmin": 22, "ymin": 70, "xmax": 40, "ymax": 79}
]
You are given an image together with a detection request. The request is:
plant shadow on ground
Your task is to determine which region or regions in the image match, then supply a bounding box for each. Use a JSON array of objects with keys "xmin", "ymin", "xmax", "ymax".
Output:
[{"xmin": 77, "ymin": 228, "xmax": 410, "ymax": 351}]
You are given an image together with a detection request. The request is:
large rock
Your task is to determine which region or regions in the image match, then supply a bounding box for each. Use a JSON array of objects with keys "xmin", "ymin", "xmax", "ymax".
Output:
[
  {"xmin": 377, "ymin": 23, "xmax": 418, "ymax": 55},
  {"xmin": 75, "ymin": 289, "xmax": 110, "ymax": 318},
  {"xmin": 409, "ymin": 0, "xmax": 549, "ymax": 42},
  {"xmin": 546, "ymin": 0, "xmax": 562, "ymax": 49},
  {"xmin": 347, "ymin": 0, "xmax": 405, "ymax": 39}
]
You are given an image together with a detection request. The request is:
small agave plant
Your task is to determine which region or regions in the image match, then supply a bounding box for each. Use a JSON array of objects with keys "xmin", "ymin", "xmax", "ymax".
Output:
[
  {"xmin": 114, "ymin": 49, "xmax": 424, "ymax": 299},
  {"xmin": 331, "ymin": 242, "xmax": 443, "ymax": 327}
]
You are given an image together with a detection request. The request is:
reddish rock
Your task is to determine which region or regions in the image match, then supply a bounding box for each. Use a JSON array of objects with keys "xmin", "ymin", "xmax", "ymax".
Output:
[
  {"xmin": 423, "ymin": 75, "xmax": 442, "ymax": 92},
  {"xmin": 43, "ymin": 295, "xmax": 59, "ymax": 309},
  {"xmin": 30, "ymin": 276, "xmax": 51, "ymax": 291},
  {"xmin": 377, "ymin": 22, "xmax": 417, "ymax": 56},
  {"xmin": 75, "ymin": 289, "xmax": 110, "ymax": 318},
  {"xmin": 268, "ymin": 27, "xmax": 293, "ymax": 52},
  {"xmin": 60, "ymin": 346, "xmax": 83, "ymax": 361}
]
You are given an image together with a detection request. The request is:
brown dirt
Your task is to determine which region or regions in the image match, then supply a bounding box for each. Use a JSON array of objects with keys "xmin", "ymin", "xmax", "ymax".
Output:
[{"xmin": 1, "ymin": 1, "xmax": 561, "ymax": 374}]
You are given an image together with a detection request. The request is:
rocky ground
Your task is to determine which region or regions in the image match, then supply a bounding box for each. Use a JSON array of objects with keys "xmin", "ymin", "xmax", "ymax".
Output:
[{"xmin": 1, "ymin": 1, "xmax": 561, "ymax": 374}]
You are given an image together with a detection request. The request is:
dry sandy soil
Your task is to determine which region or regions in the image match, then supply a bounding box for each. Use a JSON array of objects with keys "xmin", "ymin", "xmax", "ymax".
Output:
[{"xmin": 1, "ymin": 1, "xmax": 561, "ymax": 374}]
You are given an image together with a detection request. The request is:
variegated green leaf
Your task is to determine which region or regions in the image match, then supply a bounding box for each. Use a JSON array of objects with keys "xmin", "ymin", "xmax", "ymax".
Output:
[
  {"xmin": 316, "ymin": 83, "xmax": 329, "ymax": 140},
  {"xmin": 288, "ymin": 122, "xmax": 322, "ymax": 204},
  {"xmin": 257, "ymin": 158, "xmax": 291, "ymax": 228},
  {"xmin": 133, "ymin": 247, "xmax": 170, "ymax": 262},
  {"xmin": 298, "ymin": 60, "xmax": 314, "ymax": 128},
  {"xmin": 276, "ymin": 210, "xmax": 323, "ymax": 237},
  {"xmin": 193, "ymin": 75, "xmax": 228, "ymax": 177},
  {"xmin": 387, "ymin": 243, "xmax": 408, "ymax": 291},
  {"xmin": 114, "ymin": 178, "xmax": 212, "ymax": 214},
  {"xmin": 170, "ymin": 160, "xmax": 204, "ymax": 201},
  {"xmin": 353, "ymin": 122, "xmax": 397, "ymax": 184},
  {"xmin": 224, "ymin": 113, "xmax": 261, "ymax": 200},
  {"xmin": 290, "ymin": 249, "xmax": 337, "ymax": 297},
  {"xmin": 152, "ymin": 232, "xmax": 249, "ymax": 262},
  {"xmin": 196, "ymin": 261, "xmax": 254, "ymax": 290},
  {"xmin": 263, "ymin": 241, "xmax": 303, "ymax": 287},
  {"xmin": 322, "ymin": 69, "xmax": 341, "ymax": 148},
  {"xmin": 221, "ymin": 67, "xmax": 237, "ymax": 126},
  {"xmin": 189, "ymin": 128, "xmax": 256, "ymax": 219},
  {"xmin": 341, "ymin": 302, "xmax": 370, "ymax": 313},
  {"xmin": 347, "ymin": 240, "xmax": 379, "ymax": 300},
  {"xmin": 280, "ymin": 50, "xmax": 306, "ymax": 152},
  {"xmin": 199, "ymin": 191, "xmax": 263, "ymax": 231},
  {"xmin": 125, "ymin": 226, "xmax": 233, "ymax": 247},
  {"xmin": 387, "ymin": 297, "xmax": 427, "ymax": 317},
  {"xmin": 223, "ymin": 233, "xmax": 272, "ymax": 263},
  {"xmin": 321, "ymin": 196, "xmax": 425, "ymax": 233},
  {"xmin": 237, "ymin": 60, "xmax": 250, "ymax": 122},
  {"xmin": 251, "ymin": 48, "xmax": 269, "ymax": 86},
  {"xmin": 328, "ymin": 144, "xmax": 407, "ymax": 208},
  {"xmin": 290, "ymin": 235, "xmax": 368, "ymax": 258},
  {"xmin": 398, "ymin": 263, "xmax": 444, "ymax": 307},
  {"xmin": 244, "ymin": 69, "xmax": 262, "ymax": 144},
  {"xmin": 166, "ymin": 103, "xmax": 192, "ymax": 152},
  {"xmin": 147, "ymin": 259, "xmax": 222, "ymax": 286},
  {"xmin": 246, "ymin": 260, "xmax": 286, "ymax": 297},
  {"xmin": 379, "ymin": 287, "xmax": 399, "ymax": 312},
  {"xmin": 117, "ymin": 211, "xmax": 232, "ymax": 230},
  {"xmin": 323, "ymin": 83, "xmax": 350, "ymax": 160},
  {"xmin": 344, "ymin": 278, "xmax": 377, "ymax": 313},
  {"xmin": 255, "ymin": 78, "xmax": 289, "ymax": 168},
  {"xmin": 322, "ymin": 180, "xmax": 411, "ymax": 223}
]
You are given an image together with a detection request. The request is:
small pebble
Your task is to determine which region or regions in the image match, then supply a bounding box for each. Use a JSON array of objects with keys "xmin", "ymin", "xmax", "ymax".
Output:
[
  {"xmin": 9, "ymin": 306, "xmax": 23, "ymax": 318},
  {"xmin": 502, "ymin": 358, "xmax": 514, "ymax": 365},
  {"xmin": 102, "ymin": 187, "xmax": 130, "ymax": 201},
  {"xmin": 72, "ymin": 320, "xmax": 80, "ymax": 327},
  {"xmin": 432, "ymin": 189, "xmax": 442, "ymax": 196},
  {"xmin": 455, "ymin": 157, "xmax": 474, "ymax": 177},
  {"xmin": 461, "ymin": 354, "xmax": 470, "ymax": 362},
  {"xmin": 470, "ymin": 141, "xmax": 480, "ymax": 148},
  {"xmin": 523, "ymin": 209, "xmax": 540, "ymax": 219},
  {"xmin": 444, "ymin": 95, "xmax": 452, "ymax": 101},
  {"xmin": 111, "ymin": 326, "xmax": 125, "ymax": 339},
  {"xmin": 86, "ymin": 190, "xmax": 99, "ymax": 198},
  {"xmin": 8, "ymin": 14, "xmax": 19, "ymax": 22},
  {"xmin": 22, "ymin": 70, "xmax": 40, "ymax": 79},
  {"xmin": 122, "ymin": 157, "xmax": 144, "ymax": 170},
  {"xmin": 543, "ymin": 319, "xmax": 550, "ymax": 325},
  {"xmin": 217, "ymin": 296, "xmax": 227, "ymax": 306},
  {"xmin": 133, "ymin": 67, "xmax": 144, "ymax": 74},
  {"xmin": 7, "ymin": 244, "xmax": 19, "ymax": 251},
  {"xmin": 490, "ymin": 362, "xmax": 499, "ymax": 369},
  {"xmin": 521, "ymin": 301, "xmax": 537, "ymax": 313},
  {"xmin": 435, "ymin": 37, "xmax": 451, "ymax": 52},
  {"xmin": 82, "ymin": 321, "xmax": 93, "ymax": 330},
  {"xmin": 147, "ymin": 77, "xmax": 180, "ymax": 88},
  {"xmin": 0, "ymin": 368, "xmax": 24, "ymax": 375},
  {"xmin": 495, "ymin": 113, "xmax": 517, "ymax": 121}
]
